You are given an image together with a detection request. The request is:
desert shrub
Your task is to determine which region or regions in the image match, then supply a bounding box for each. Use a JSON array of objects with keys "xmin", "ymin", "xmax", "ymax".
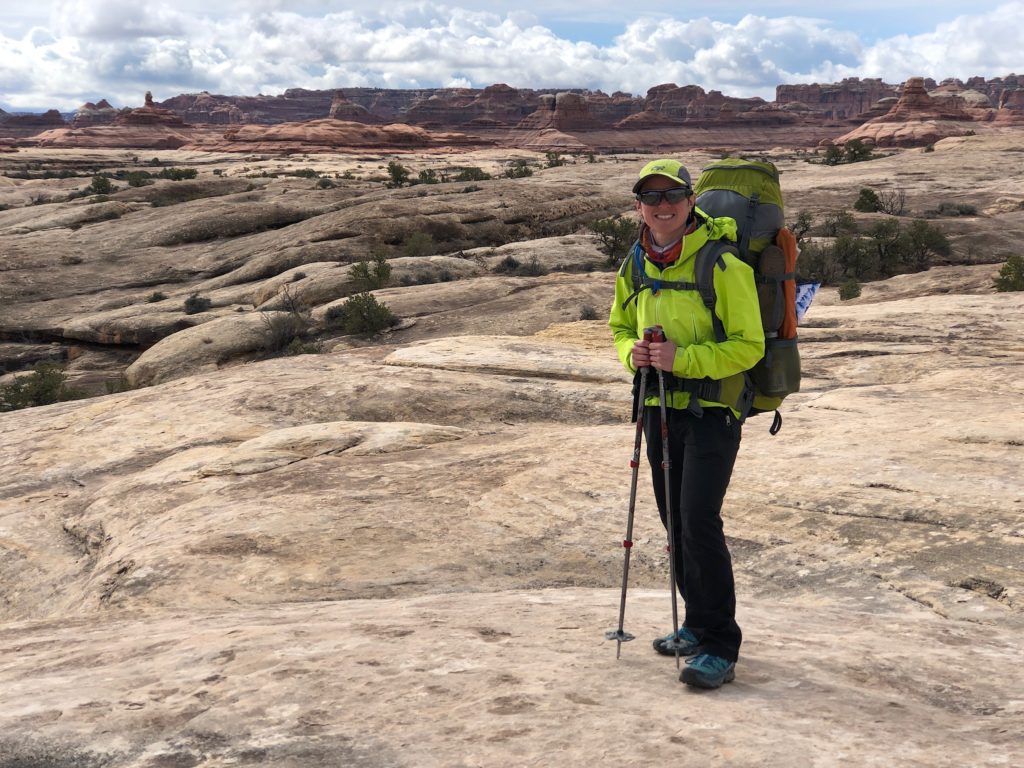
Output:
[
  {"xmin": 545, "ymin": 152, "xmax": 566, "ymax": 168},
  {"xmin": 401, "ymin": 232, "xmax": 435, "ymax": 258},
  {"xmin": 822, "ymin": 209, "xmax": 858, "ymax": 237},
  {"xmin": 504, "ymin": 160, "xmax": 534, "ymax": 179},
  {"xmin": 796, "ymin": 240, "xmax": 843, "ymax": 284},
  {"xmin": 877, "ymin": 188, "xmax": 907, "ymax": 216},
  {"xmin": 385, "ymin": 161, "xmax": 410, "ymax": 188},
  {"xmin": 260, "ymin": 310, "xmax": 309, "ymax": 355},
  {"xmin": 838, "ymin": 279, "xmax": 862, "ymax": 300},
  {"xmin": 843, "ymin": 139, "xmax": 874, "ymax": 163},
  {"xmin": 289, "ymin": 168, "xmax": 320, "ymax": 178},
  {"xmin": 105, "ymin": 375, "xmax": 136, "ymax": 394},
  {"xmin": 925, "ymin": 201, "xmax": 978, "ymax": 217},
  {"xmin": 924, "ymin": 144, "xmax": 935, "ymax": 153},
  {"xmin": 461, "ymin": 185, "xmax": 482, "ymax": 193},
  {"xmin": 422, "ymin": 218, "xmax": 465, "ymax": 242},
  {"xmin": 866, "ymin": 218, "xmax": 905, "ymax": 277},
  {"xmin": 159, "ymin": 167, "xmax": 198, "ymax": 181},
  {"xmin": 589, "ymin": 216, "xmax": 637, "ymax": 265},
  {"xmin": 316, "ymin": 177, "xmax": 335, "ymax": 189},
  {"xmin": 854, "ymin": 188, "xmax": 881, "ymax": 213},
  {"xmin": 0, "ymin": 363, "xmax": 83, "ymax": 412},
  {"xmin": 88, "ymin": 175, "xmax": 114, "ymax": 195},
  {"xmin": 125, "ymin": 171, "xmax": 153, "ymax": 188},
  {"xmin": 579, "ymin": 305, "xmax": 599, "ymax": 321},
  {"xmin": 417, "ymin": 169, "xmax": 440, "ymax": 184},
  {"xmin": 513, "ymin": 256, "xmax": 547, "ymax": 277},
  {"xmin": 823, "ymin": 145, "xmax": 844, "ymax": 166},
  {"xmin": 183, "ymin": 294, "xmax": 212, "ymax": 314},
  {"xmin": 994, "ymin": 254, "xmax": 1024, "ymax": 292},
  {"xmin": 146, "ymin": 291, "xmax": 167, "ymax": 302},
  {"xmin": 454, "ymin": 167, "xmax": 491, "ymax": 182},
  {"xmin": 493, "ymin": 254, "xmax": 520, "ymax": 273},
  {"xmin": 350, "ymin": 254, "xmax": 392, "ymax": 291},
  {"xmin": 324, "ymin": 293, "xmax": 396, "ymax": 335}
]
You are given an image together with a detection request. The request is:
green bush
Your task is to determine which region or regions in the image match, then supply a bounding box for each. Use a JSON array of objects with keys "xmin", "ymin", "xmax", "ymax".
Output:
[
  {"xmin": 504, "ymin": 160, "xmax": 534, "ymax": 179},
  {"xmin": 316, "ymin": 177, "xmax": 335, "ymax": 189},
  {"xmin": 401, "ymin": 232, "xmax": 435, "ymax": 258},
  {"xmin": 854, "ymin": 188, "xmax": 881, "ymax": 213},
  {"xmin": 183, "ymin": 294, "xmax": 212, "ymax": 314},
  {"xmin": 125, "ymin": 171, "xmax": 153, "ymax": 187},
  {"xmin": 791, "ymin": 211, "xmax": 813, "ymax": 242},
  {"xmin": 146, "ymin": 291, "xmax": 167, "ymax": 303},
  {"xmin": 994, "ymin": 254, "xmax": 1024, "ymax": 292},
  {"xmin": 88, "ymin": 175, "xmax": 114, "ymax": 195},
  {"xmin": 260, "ymin": 310, "xmax": 309, "ymax": 355},
  {"xmin": 589, "ymin": 216, "xmax": 637, "ymax": 265},
  {"xmin": 493, "ymin": 254, "xmax": 520, "ymax": 274},
  {"xmin": 0, "ymin": 363, "xmax": 83, "ymax": 412},
  {"xmin": 454, "ymin": 167, "xmax": 491, "ymax": 182},
  {"xmin": 544, "ymin": 152, "xmax": 566, "ymax": 168},
  {"xmin": 159, "ymin": 167, "xmax": 198, "ymax": 181},
  {"xmin": 417, "ymin": 169, "xmax": 440, "ymax": 184},
  {"xmin": 838, "ymin": 279, "xmax": 862, "ymax": 301},
  {"xmin": 325, "ymin": 293, "xmax": 396, "ymax": 335}
]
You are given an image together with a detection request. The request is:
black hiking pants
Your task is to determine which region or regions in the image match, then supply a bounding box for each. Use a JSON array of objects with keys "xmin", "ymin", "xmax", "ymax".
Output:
[{"xmin": 644, "ymin": 404, "xmax": 742, "ymax": 662}]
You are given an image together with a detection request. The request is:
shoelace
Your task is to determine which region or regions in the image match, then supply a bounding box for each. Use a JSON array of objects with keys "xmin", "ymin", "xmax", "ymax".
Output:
[{"xmin": 686, "ymin": 653, "xmax": 730, "ymax": 671}]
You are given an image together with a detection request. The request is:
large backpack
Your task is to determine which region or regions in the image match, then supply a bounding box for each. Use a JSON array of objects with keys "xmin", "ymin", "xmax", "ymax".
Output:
[{"xmin": 693, "ymin": 158, "xmax": 800, "ymax": 433}]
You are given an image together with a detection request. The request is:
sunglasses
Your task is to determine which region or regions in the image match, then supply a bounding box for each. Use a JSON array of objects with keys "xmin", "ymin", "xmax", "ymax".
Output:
[{"xmin": 636, "ymin": 187, "xmax": 692, "ymax": 206}]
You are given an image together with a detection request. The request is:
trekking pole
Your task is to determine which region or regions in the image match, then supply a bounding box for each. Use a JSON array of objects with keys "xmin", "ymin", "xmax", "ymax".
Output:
[
  {"xmin": 605, "ymin": 327, "xmax": 656, "ymax": 658},
  {"xmin": 651, "ymin": 325, "xmax": 683, "ymax": 669}
]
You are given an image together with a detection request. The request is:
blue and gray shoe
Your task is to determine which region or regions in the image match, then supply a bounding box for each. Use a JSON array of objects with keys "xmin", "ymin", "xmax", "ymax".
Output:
[
  {"xmin": 680, "ymin": 653, "xmax": 736, "ymax": 689},
  {"xmin": 652, "ymin": 626, "xmax": 702, "ymax": 657}
]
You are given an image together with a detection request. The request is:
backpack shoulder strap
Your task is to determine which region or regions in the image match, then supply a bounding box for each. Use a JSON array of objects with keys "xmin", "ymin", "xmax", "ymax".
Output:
[{"xmin": 694, "ymin": 239, "xmax": 737, "ymax": 343}]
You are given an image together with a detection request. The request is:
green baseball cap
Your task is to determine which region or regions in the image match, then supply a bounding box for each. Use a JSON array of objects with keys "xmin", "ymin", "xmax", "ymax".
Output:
[{"xmin": 632, "ymin": 158, "xmax": 693, "ymax": 193}]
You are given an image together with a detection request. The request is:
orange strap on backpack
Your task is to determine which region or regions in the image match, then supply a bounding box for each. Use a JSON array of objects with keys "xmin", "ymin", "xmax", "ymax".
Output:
[{"xmin": 776, "ymin": 226, "xmax": 798, "ymax": 340}]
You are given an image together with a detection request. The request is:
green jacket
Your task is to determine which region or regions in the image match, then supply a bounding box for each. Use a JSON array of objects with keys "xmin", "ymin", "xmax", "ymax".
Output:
[{"xmin": 608, "ymin": 211, "xmax": 765, "ymax": 416}]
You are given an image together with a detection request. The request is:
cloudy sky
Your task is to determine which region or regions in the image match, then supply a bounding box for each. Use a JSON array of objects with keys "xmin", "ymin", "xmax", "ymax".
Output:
[{"xmin": 1, "ymin": 0, "xmax": 1022, "ymax": 112}]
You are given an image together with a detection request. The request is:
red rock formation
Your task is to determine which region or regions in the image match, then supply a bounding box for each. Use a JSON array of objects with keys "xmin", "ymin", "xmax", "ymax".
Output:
[
  {"xmin": 115, "ymin": 93, "xmax": 189, "ymax": 127},
  {"xmin": 328, "ymin": 91, "xmax": 378, "ymax": 123},
  {"xmin": 71, "ymin": 99, "xmax": 119, "ymax": 127},
  {"xmin": 187, "ymin": 118, "xmax": 494, "ymax": 152},
  {"xmin": 834, "ymin": 77, "xmax": 980, "ymax": 147},
  {"xmin": 776, "ymin": 78, "xmax": 897, "ymax": 121}
]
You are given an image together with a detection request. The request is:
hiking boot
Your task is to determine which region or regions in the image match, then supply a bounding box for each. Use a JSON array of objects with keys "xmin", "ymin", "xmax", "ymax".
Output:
[
  {"xmin": 652, "ymin": 626, "xmax": 701, "ymax": 657},
  {"xmin": 680, "ymin": 653, "xmax": 736, "ymax": 689}
]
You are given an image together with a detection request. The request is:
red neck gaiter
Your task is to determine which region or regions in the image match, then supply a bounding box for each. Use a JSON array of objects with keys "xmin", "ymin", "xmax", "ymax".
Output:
[{"xmin": 639, "ymin": 219, "xmax": 699, "ymax": 267}]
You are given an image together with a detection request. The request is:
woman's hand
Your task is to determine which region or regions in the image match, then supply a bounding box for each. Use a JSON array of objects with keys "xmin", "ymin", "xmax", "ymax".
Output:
[
  {"xmin": 630, "ymin": 338, "xmax": 651, "ymax": 370},
  {"xmin": 648, "ymin": 338, "xmax": 677, "ymax": 372}
]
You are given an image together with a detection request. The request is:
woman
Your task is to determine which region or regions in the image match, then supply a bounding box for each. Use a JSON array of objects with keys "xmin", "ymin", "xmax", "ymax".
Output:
[{"xmin": 608, "ymin": 159, "xmax": 765, "ymax": 689}]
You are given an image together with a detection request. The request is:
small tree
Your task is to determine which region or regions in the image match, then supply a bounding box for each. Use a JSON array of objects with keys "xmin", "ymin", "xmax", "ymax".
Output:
[
  {"xmin": 417, "ymin": 169, "xmax": 440, "ymax": 184},
  {"xmin": 902, "ymin": 219, "xmax": 951, "ymax": 270},
  {"xmin": 453, "ymin": 166, "xmax": 491, "ymax": 181},
  {"xmin": 822, "ymin": 209, "xmax": 858, "ymax": 237},
  {"xmin": 89, "ymin": 175, "xmax": 114, "ymax": 195},
  {"xmin": 823, "ymin": 145, "xmax": 844, "ymax": 166},
  {"xmin": 791, "ymin": 211, "xmax": 813, "ymax": 242},
  {"xmin": 854, "ymin": 188, "xmax": 881, "ymax": 213},
  {"xmin": 350, "ymin": 253, "xmax": 392, "ymax": 291},
  {"xmin": 589, "ymin": 216, "xmax": 638, "ymax": 265},
  {"xmin": 994, "ymin": 254, "xmax": 1024, "ymax": 292},
  {"xmin": 386, "ymin": 161, "xmax": 410, "ymax": 188},
  {"xmin": 877, "ymin": 188, "xmax": 907, "ymax": 216}
]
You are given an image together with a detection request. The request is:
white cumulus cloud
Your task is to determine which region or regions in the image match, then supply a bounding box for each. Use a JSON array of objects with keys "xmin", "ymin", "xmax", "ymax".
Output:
[{"xmin": 0, "ymin": 1, "xmax": 1021, "ymax": 112}]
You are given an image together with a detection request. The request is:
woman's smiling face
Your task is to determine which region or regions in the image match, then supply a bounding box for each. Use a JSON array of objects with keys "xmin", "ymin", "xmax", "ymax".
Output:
[{"xmin": 635, "ymin": 175, "xmax": 695, "ymax": 246}]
